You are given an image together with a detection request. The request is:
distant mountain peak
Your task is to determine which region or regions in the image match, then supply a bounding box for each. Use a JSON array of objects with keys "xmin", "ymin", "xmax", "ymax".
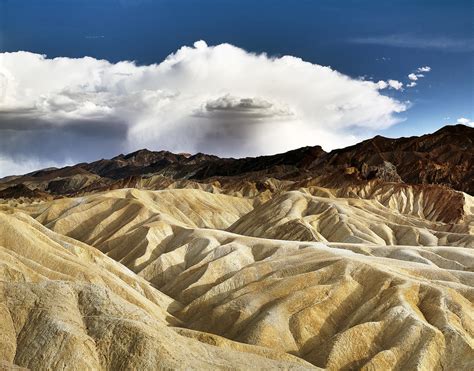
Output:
[{"xmin": 1, "ymin": 125, "xmax": 472, "ymax": 197}]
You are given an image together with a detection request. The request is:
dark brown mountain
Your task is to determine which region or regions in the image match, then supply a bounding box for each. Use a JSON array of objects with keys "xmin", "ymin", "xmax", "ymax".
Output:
[
  {"xmin": 318, "ymin": 124, "xmax": 473, "ymax": 192},
  {"xmin": 0, "ymin": 124, "xmax": 472, "ymax": 198},
  {"xmin": 0, "ymin": 184, "xmax": 53, "ymax": 201}
]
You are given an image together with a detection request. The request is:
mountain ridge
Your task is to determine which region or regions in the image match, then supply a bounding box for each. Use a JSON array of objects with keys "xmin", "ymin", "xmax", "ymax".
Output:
[{"xmin": 1, "ymin": 124, "xmax": 472, "ymax": 198}]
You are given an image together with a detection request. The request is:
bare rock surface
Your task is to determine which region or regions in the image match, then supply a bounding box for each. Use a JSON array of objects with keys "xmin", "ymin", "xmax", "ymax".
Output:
[
  {"xmin": 2, "ymin": 183, "xmax": 471, "ymax": 369},
  {"xmin": 0, "ymin": 208, "xmax": 315, "ymax": 370}
]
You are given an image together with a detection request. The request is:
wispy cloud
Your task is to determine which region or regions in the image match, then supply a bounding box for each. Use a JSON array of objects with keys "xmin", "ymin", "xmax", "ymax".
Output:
[
  {"xmin": 416, "ymin": 66, "xmax": 431, "ymax": 73},
  {"xmin": 350, "ymin": 34, "xmax": 474, "ymax": 52}
]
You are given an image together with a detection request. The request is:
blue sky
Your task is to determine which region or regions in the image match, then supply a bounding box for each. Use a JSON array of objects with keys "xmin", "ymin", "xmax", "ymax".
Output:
[{"xmin": 0, "ymin": 0, "xmax": 472, "ymax": 174}]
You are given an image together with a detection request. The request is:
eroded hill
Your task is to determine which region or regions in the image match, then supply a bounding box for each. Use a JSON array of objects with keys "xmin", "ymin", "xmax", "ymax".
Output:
[{"xmin": 1, "ymin": 181, "xmax": 472, "ymax": 369}]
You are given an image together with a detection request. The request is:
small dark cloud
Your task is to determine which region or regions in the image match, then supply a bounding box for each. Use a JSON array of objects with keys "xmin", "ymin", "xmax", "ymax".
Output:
[{"xmin": 195, "ymin": 95, "xmax": 293, "ymax": 120}]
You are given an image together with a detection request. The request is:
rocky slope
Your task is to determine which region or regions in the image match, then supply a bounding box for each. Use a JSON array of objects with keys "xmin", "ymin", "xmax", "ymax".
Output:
[{"xmin": 0, "ymin": 208, "xmax": 313, "ymax": 369}]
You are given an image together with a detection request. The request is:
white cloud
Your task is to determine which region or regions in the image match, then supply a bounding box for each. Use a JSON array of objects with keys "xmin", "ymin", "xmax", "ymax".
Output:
[
  {"xmin": 375, "ymin": 80, "xmax": 388, "ymax": 89},
  {"xmin": 407, "ymin": 67, "xmax": 431, "ymax": 87},
  {"xmin": 417, "ymin": 66, "xmax": 431, "ymax": 72},
  {"xmin": 376, "ymin": 79, "xmax": 403, "ymax": 90},
  {"xmin": 0, "ymin": 41, "xmax": 408, "ymax": 176},
  {"xmin": 450, "ymin": 117, "xmax": 474, "ymax": 127},
  {"xmin": 387, "ymin": 80, "xmax": 404, "ymax": 90}
]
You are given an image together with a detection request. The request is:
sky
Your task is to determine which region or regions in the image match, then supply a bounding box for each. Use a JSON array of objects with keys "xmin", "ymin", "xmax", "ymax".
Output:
[{"xmin": 0, "ymin": 0, "xmax": 473, "ymax": 176}]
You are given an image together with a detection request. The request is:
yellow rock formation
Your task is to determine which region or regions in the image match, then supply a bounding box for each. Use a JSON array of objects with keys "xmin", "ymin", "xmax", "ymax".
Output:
[{"xmin": 1, "ymin": 183, "xmax": 473, "ymax": 369}]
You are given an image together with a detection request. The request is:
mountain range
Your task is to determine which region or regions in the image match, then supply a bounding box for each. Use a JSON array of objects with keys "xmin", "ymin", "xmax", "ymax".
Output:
[{"xmin": 1, "ymin": 124, "xmax": 472, "ymax": 199}]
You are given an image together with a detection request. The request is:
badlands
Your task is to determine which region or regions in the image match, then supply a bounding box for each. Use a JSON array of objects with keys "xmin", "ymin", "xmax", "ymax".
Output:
[{"xmin": 0, "ymin": 125, "xmax": 473, "ymax": 370}]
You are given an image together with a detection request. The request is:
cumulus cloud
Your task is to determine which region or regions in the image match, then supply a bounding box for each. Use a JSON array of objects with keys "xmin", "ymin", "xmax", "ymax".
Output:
[
  {"xmin": 450, "ymin": 117, "xmax": 474, "ymax": 127},
  {"xmin": 376, "ymin": 79, "xmax": 404, "ymax": 90},
  {"xmin": 0, "ymin": 41, "xmax": 408, "ymax": 176},
  {"xmin": 387, "ymin": 80, "xmax": 404, "ymax": 90},
  {"xmin": 406, "ymin": 66, "xmax": 431, "ymax": 88}
]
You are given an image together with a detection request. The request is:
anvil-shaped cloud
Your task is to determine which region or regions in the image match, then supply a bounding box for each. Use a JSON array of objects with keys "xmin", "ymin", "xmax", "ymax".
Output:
[{"xmin": 0, "ymin": 41, "xmax": 407, "ymax": 176}]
